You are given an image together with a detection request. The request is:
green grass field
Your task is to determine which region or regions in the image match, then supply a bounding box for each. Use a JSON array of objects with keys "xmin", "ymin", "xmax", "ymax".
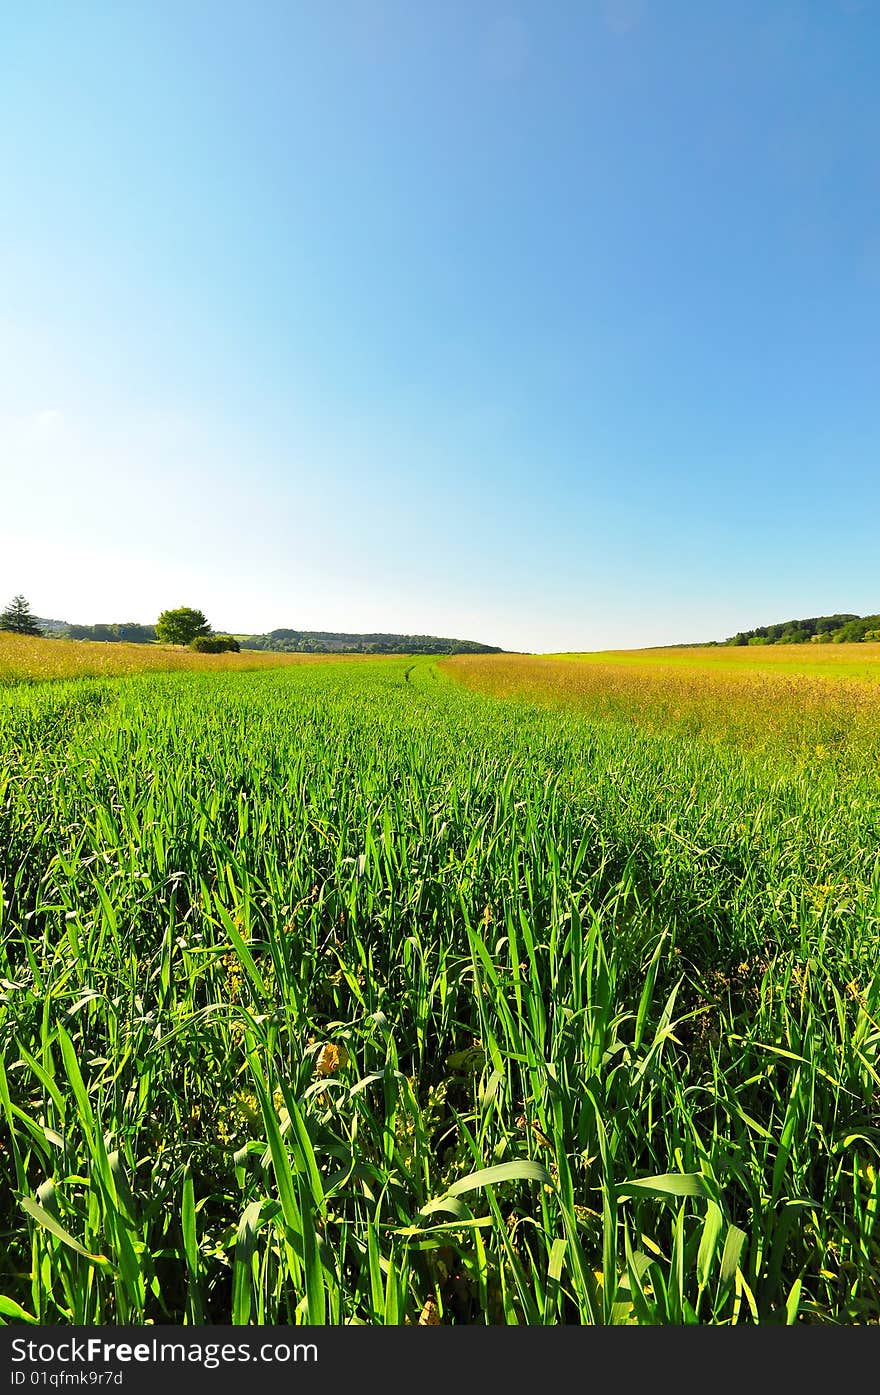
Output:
[{"xmin": 1, "ymin": 655, "xmax": 878, "ymax": 1324}]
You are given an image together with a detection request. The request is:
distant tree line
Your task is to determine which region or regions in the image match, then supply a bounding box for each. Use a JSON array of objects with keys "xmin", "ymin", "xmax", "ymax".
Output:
[
  {"xmin": 726, "ymin": 613, "xmax": 880, "ymax": 645},
  {"xmin": 6, "ymin": 599, "xmax": 499, "ymax": 655},
  {"xmin": 4, "ymin": 601, "xmax": 238, "ymax": 653},
  {"xmin": 66, "ymin": 622, "xmax": 157, "ymax": 643},
  {"xmin": 239, "ymin": 629, "xmax": 502, "ymax": 655}
]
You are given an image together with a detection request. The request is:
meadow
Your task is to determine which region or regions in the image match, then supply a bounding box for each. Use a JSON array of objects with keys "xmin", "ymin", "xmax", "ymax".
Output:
[
  {"xmin": 0, "ymin": 632, "xmax": 375, "ymax": 684},
  {"xmin": 447, "ymin": 648, "xmax": 880, "ymax": 771},
  {"xmin": 546, "ymin": 642, "xmax": 880, "ymax": 683},
  {"xmin": 0, "ymin": 646, "xmax": 878, "ymax": 1325}
]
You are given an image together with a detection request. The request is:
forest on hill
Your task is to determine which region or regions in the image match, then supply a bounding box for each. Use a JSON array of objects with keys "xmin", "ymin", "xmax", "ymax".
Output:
[
  {"xmin": 239, "ymin": 629, "xmax": 501, "ymax": 654},
  {"xmin": 725, "ymin": 613, "xmax": 880, "ymax": 645}
]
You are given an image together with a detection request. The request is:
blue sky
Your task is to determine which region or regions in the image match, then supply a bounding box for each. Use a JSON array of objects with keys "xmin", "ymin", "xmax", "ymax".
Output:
[{"xmin": 2, "ymin": 1, "xmax": 878, "ymax": 651}]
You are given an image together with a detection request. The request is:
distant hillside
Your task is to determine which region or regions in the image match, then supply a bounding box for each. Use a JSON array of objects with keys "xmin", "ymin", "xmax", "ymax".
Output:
[
  {"xmin": 725, "ymin": 613, "xmax": 880, "ymax": 646},
  {"xmin": 33, "ymin": 617, "xmax": 70, "ymax": 636},
  {"xmin": 33, "ymin": 618, "xmax": 501, "ymax": 654},
  {"xmin": 239, "ymin": 629, "xmax": 502, "ymax": 655}
]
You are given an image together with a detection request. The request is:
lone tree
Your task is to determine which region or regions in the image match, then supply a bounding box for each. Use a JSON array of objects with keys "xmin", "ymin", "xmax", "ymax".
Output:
[
  {"xmin": 0, "ymin": 594, "xmax": 42, "ymax": 636},
  {"xmin": 156, "ymin": 606, "xmax": 211, "ymax": 646}
]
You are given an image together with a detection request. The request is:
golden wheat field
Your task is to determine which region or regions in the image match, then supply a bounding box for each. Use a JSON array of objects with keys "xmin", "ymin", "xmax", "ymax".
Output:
[
  {"xmin": 0, "ymin": 632, "xmax": 382, "ymax": 683},
  {"xmin": 549, "ymin": 642, "xmax": 880, "ymax": 682},
  {"xmin": 444, "ymin": 646, "xmax": 880, "ymax": 767}
]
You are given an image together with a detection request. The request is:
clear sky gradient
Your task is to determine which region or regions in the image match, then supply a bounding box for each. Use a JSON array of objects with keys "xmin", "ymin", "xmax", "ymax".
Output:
[{"xmin": 2, "ymin": 2, "xmax": 878, "ymax": 651}]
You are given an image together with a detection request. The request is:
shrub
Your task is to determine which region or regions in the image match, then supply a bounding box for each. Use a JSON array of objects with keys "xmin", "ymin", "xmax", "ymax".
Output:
[{"xmin": 189, "ymin": 634, "xmax": 240, "ymax": 654}]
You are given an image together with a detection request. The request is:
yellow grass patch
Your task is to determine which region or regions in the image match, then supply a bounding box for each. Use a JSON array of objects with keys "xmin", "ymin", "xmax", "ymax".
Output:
[
  {"xmin": 547, "ymin": 642, "xmax": 880, "ymax": 683},
  {"xmin": 0, "ymin": 631, "xmax": 382, "ymax": 683},
  {"xmin": 443, "ymin": 650, "xmax": 880, "ymax": 764}
]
